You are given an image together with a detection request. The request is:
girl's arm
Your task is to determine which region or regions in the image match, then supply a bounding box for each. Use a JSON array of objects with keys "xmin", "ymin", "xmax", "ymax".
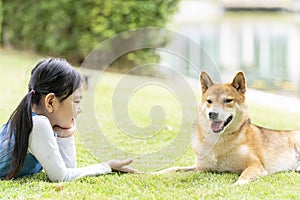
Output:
[
  {"xmin": 56, "ymin": 136, "xmax": 76, "ymax": 168},
  {"xmin": 53, "ymin": 124, "xmax": 77, "ymax": 168},
  {"xmin": 28, "ymin": 116, "xmax": 112, "ymax": 182}
]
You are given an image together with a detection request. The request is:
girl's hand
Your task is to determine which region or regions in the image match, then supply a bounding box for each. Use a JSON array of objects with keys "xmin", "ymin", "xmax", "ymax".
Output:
[
  {"xmin": 106, "ymin": 159, "xmax": 139, "ymax": 173},
  {"xmin": 53, "ymin": 122, "xmax": 76, "ymax": 138}
]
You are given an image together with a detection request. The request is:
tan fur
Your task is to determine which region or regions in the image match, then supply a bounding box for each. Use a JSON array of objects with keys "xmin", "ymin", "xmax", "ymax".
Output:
[{"xmin": 159, "ymin": 71, "xmax": 300, "ymax": 185}]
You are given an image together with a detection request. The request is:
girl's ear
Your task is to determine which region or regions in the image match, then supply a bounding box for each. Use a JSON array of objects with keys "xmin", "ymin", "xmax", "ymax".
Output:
[{"xmin": 44, "ymin": 93, "xmax": 56, "ymax": 113}]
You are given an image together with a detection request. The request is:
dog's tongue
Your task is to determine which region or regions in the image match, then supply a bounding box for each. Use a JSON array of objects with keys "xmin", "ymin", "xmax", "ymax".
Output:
[{"xmin": 211, "ymin": 121, "xmax": 224, "ymax": 133}]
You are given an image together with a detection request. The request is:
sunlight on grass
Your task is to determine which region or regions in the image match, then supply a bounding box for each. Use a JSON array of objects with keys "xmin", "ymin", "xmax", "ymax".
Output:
[
  {"xmin": 0, "ymin": 48, "xmax": 41, "ymax": 124},
  {"xmin": 77, "ymin": 70, "xmax": 197, "ymax": 171},
  {"xmin": 94, "ymin": 73, "xmax": 182, "ymax": 154},
  {"xmin": 249, "ymin": 103, "xmax": 300, "ymax": 130}
]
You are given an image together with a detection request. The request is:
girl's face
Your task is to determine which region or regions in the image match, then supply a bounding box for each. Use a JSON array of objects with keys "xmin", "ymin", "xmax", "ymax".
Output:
[{"xmin": 51, "ymin": 85, "xmax": 83, "ymax": 128}]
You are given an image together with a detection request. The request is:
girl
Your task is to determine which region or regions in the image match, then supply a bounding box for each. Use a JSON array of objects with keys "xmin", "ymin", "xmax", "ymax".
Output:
[{"xmin": 0, "ymin": 58, "xmax": 136, "ymax": 181}]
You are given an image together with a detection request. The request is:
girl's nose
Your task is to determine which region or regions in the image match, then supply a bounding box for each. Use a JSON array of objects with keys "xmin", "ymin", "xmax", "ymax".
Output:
[{"xmin": 78, "ymin": 107, "xmax": 82, "ymax": 114}]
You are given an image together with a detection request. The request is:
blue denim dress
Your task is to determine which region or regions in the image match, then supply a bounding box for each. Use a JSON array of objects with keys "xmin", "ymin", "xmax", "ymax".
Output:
[{"xmin": 0, "ymin": 113, "xmax": 43, "ymax": 178}]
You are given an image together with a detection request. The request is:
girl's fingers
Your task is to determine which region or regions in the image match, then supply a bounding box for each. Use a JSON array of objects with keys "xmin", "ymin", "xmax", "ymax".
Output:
[
  {"xmin": 120, "ymin": 159, "xmax": 133, "ymax": 166},
  {"xmin": 118, "ymin": 166, "xmax": 140, "ymax": 173}
]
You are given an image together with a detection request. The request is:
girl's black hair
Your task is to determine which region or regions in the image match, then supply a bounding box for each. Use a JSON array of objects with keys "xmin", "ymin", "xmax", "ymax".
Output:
[{"xmin": 4, "ymin": 58, "xmax": 83, "ymax": 179}]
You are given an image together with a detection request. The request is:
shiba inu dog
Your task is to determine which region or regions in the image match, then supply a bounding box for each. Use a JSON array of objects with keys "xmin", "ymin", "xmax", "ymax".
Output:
[{"xmin": 159, "ymin": 71, "xmax": 300, "ymax": 185}]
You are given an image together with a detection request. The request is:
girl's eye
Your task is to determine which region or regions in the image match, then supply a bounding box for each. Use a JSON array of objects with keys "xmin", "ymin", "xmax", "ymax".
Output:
[
  {"xmin": 224, "ymin": 99, "xmax": 233, "ymax": 103},
  {"xmin": 207, "ymin": 99, "xmax": 212, "ymax": 104}
]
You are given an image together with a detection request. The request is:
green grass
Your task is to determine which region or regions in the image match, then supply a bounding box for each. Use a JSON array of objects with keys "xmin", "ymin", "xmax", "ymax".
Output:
[{"xmin": 0, "ymin": 48, "xmax": 299, "ymax": 199}]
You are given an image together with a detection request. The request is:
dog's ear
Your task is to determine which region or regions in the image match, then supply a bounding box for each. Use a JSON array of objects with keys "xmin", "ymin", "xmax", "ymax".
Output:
[
  {"xmin": 200, "ymin": 71, "xmax": 214, "ymax": 94},
  {"xmin": 231, "ymin": 71, "xmax": 246, "ymax": 94}
]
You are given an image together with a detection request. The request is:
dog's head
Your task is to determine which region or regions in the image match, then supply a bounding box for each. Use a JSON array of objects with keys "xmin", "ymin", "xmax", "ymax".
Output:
[{"xmin": 199, "ymin": 71, "xmax": 248, "ymax": 134}]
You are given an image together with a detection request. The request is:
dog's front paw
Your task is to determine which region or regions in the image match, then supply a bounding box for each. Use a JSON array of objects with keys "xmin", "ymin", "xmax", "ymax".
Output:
[
  {"xmin": 296, "ymin": 164, "xmax": 300, "ymax": 172},
  {"xmin": 232, "ymin": 178, "xmax": 250, "ymax": 186},
  {"xmin": 155, "ymin": 166, "xmax": 182, "ymax": 174}
]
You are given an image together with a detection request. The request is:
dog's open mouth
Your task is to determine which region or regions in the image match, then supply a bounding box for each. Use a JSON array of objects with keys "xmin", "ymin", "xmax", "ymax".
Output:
[{"xmin": 211, "ymin": 115, "xmax": 233, "ymax": 133}]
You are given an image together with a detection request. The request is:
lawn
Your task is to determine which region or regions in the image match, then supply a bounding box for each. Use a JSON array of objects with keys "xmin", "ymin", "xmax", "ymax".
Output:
[{"xmin": 0, "ymin": 48, "xmax": 299, "ymax": 199}]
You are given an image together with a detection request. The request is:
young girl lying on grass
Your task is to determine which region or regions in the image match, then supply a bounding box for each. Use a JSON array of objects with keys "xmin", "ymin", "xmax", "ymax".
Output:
[{"xmin": 0, "ymin": 58, "xmax": 136, "ymax": 181}]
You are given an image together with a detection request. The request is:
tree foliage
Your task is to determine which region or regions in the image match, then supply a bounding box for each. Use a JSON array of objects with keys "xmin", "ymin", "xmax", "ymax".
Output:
[{"xmin": 1, "ymin": 0, "xmax": 180, "ymax": 67}]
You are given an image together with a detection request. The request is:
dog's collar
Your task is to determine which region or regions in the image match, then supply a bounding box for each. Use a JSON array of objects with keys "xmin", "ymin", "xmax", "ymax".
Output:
[
  {"xmin": 228, "ymin": 118, "xmax": 251, "ymax": 136},
  {"xmin": 238, "ymin": 118, "xmax": 251, "ymax": 133},
  {"xmin": 241, "ymin": 118, "xmax": 251, "ymax": 127},
  {"xmin": 247, "ymin": 118, "xmax": 251, "ymax": 124}
]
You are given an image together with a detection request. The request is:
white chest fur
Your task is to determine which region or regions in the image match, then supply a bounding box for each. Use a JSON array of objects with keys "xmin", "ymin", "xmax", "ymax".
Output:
[{"xmin": 193, "ymin": 134, "xmax": 249, "ymax": 173}]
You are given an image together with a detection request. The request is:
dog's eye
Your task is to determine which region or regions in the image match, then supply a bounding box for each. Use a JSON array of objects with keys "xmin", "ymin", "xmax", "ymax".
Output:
[
  {"xmin": 224, "ymin": 99, "xmax": 233, "ymax": 103},
  {"xmin": 206, "ymin": 99, "xmax": 212, "ymax": 104}
]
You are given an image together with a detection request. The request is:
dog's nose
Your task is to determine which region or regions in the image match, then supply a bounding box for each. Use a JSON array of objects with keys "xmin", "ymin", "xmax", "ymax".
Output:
[{"xmin": 209, "ymin": 112, "xmax": 218, "ymax": 120}]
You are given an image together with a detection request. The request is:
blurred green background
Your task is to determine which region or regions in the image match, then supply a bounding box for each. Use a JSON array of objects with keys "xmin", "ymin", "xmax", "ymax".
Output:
[
  {"xmin": 0, "ymin": 0, "xmax": 179, "ymax": 65},
  {"xmin": 2, "ymin": 0, "xmax": 300, "ymax": 95}
]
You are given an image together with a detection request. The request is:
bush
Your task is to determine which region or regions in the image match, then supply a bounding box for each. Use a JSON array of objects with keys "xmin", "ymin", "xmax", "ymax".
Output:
[{"xmin": 1, "ymin": 0, "xmax": 180, "ymax": 67}]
